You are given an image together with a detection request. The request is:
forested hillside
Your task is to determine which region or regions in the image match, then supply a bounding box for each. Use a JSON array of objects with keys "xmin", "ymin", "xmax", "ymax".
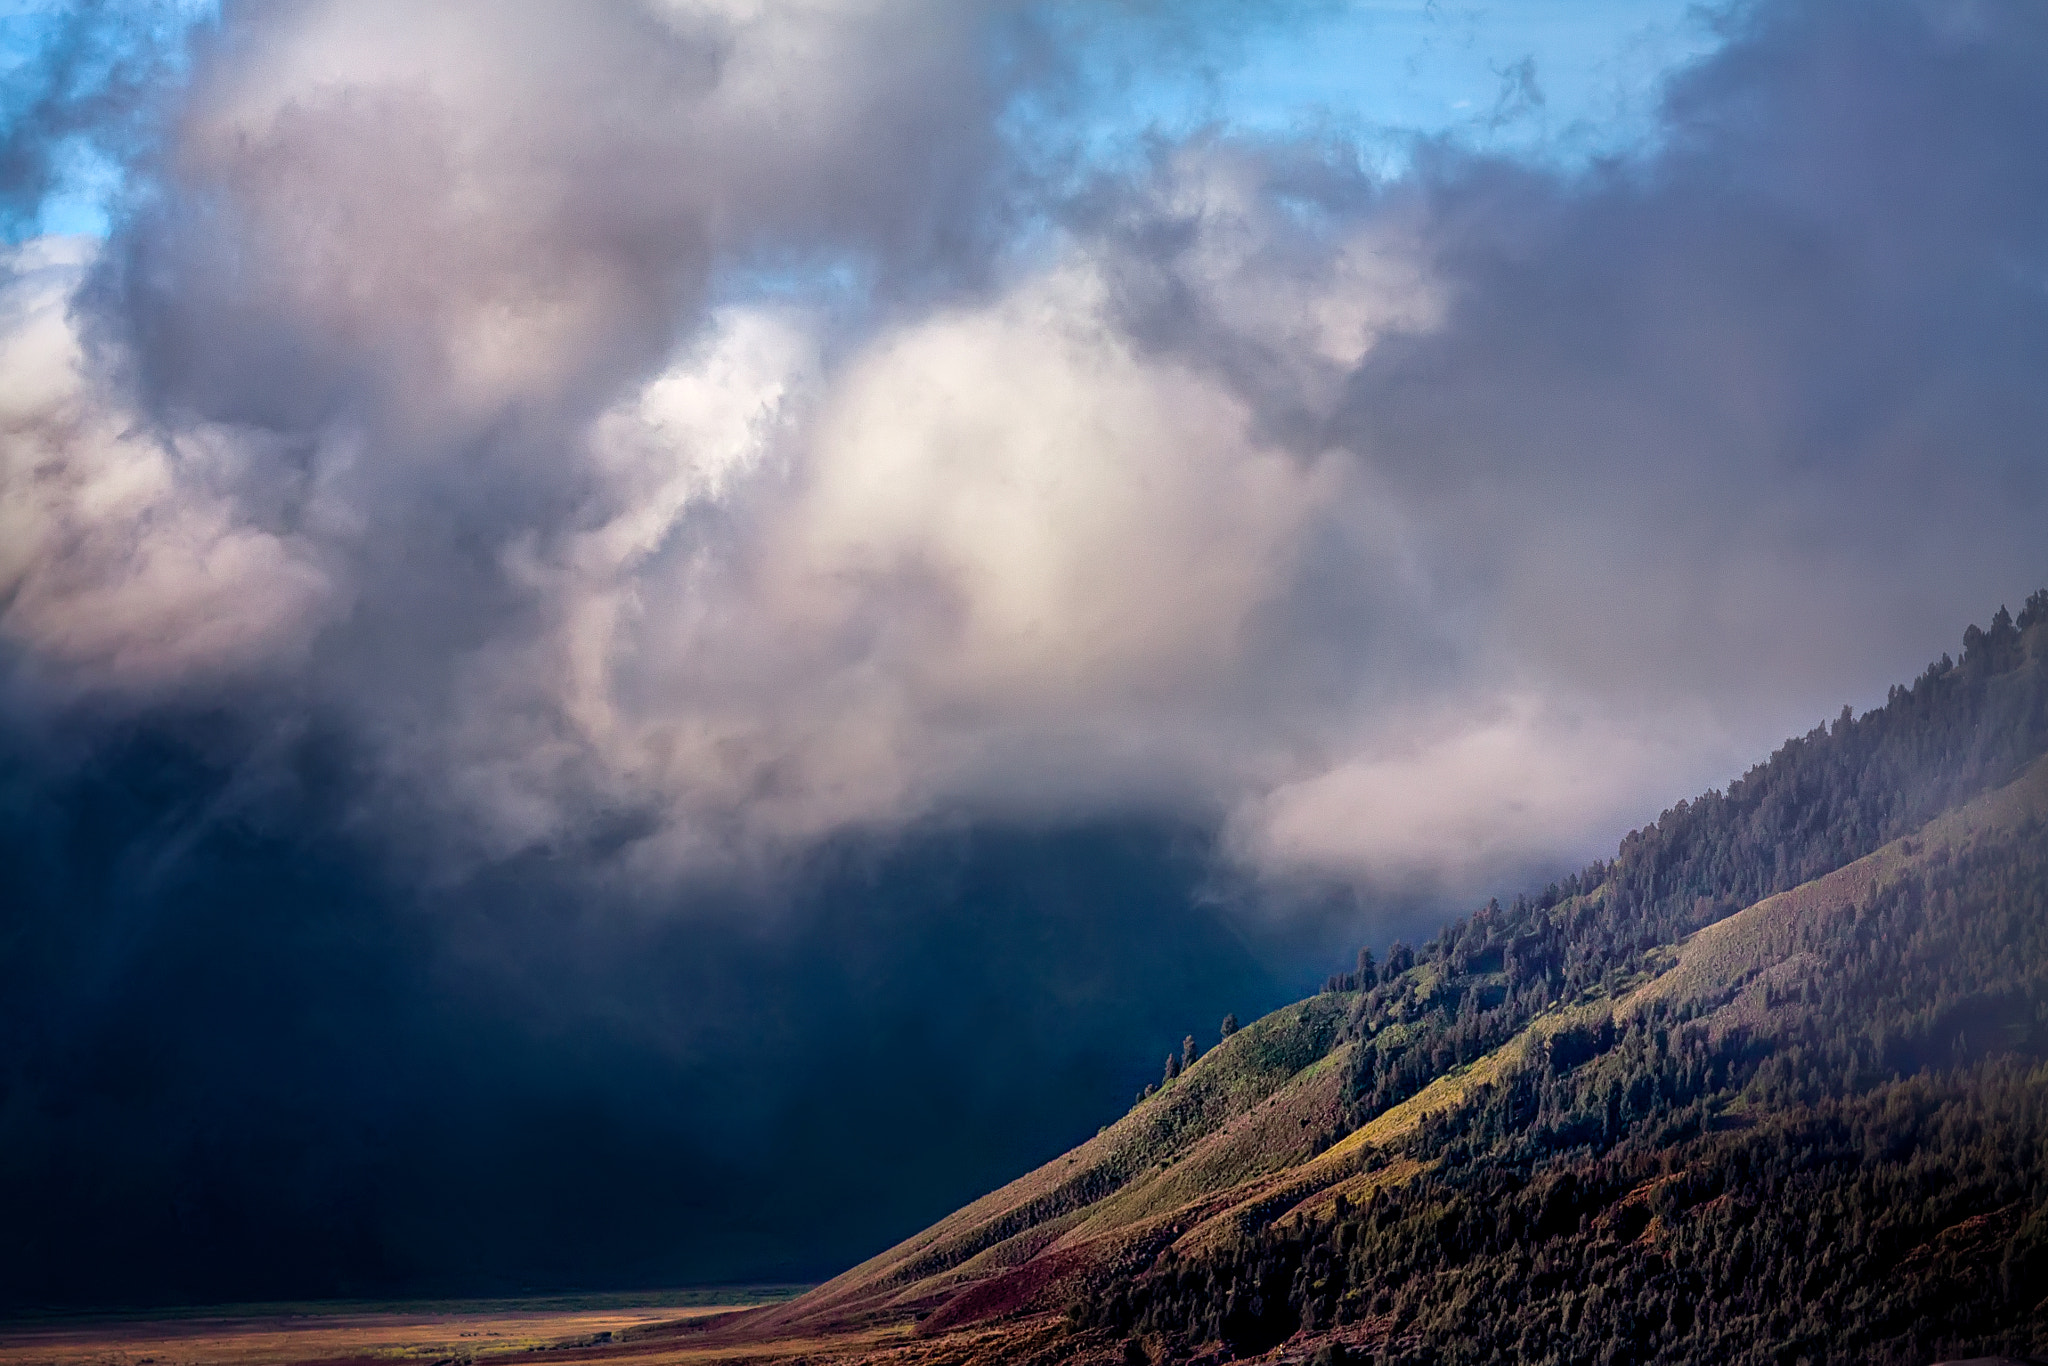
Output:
[
  {"xmin": 1084, "ymin": 799, "xmax": 2048, "ymax": 1363},
  {"xmin": 1317, "ymin": 589, "xmax": 2048, "ymax": 1141},
  {"xmin": 700, "ymin": 594, "xmax": 2048, "ymax": 1365},
  {"xmin": 1060, "ymin": 594, "xmax": 2048, "ymax": 1364}
]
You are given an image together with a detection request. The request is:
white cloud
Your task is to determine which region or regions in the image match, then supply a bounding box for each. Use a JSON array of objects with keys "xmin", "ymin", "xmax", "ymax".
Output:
[
  {"xmin": 0, "ymin": 240, "xmax": 335, "ymax": 690},
  {"xmin": 1230, "ymin": 692, "xmax": 1735, "ymax": 887},
  {"xmin": 441, "ymin": 257, "xmax": 1361, "ymax": 862},
  {"xmin": 777, "ymin": 262, "xmax": 1332, "ymax": 710}
]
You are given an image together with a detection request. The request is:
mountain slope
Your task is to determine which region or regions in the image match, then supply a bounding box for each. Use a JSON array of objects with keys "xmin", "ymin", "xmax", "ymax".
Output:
[
  {"xmin": 1082, "ymin": 756, "xmax": 2048, "ymax": 1365},
  {"xmin": 735, "ymin": 991, "xmax": 1360, "ymax": 1339},
  {"xmin": 706, "ymin": 596, "xmax": 2048, "ymax": 1365}
]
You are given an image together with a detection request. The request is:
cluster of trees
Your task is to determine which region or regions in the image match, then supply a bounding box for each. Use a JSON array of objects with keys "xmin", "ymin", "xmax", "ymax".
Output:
[
  {"xmin": 1138, "ymin": 1017, "xmax": 1242, "ymax": 1106},
  {"xmin": 1326, "ymin": 945, "xmax": 1416, "ymax": 996},
  {"xmin": 1080, "ymin": 598, "xmax": 2048, "ymax": 1363},
  {"xmin": 1095, "ymin": 1062, "xmax": 2048, "ymax": 1365}
]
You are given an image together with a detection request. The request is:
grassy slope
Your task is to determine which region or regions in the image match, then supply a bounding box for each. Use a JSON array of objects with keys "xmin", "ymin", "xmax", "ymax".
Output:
[
  {"xmin": 742, "ymin": 755, "xmax": 2048, "ymax": 1347},
  {"xmin": 740, "ymin": 994, "xmax": 1353, "ymax": 1335},
  {"xmin": 1628, "ymin": 752, "xmax": 2048, "ymax": 1023}
]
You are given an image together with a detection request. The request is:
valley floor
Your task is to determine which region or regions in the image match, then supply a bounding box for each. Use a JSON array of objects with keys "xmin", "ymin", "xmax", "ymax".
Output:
[
  {"xmin": 0, "ymin": 1293, "xmax": 806, "ymax": 1366},
  {"xmin": 0, "ymin": 1304, "xmax": 1310, "ymax": 1366},
  {"xmin": 8, "ymin": 1301, "xmax": 2036, "ymax": 1366}
]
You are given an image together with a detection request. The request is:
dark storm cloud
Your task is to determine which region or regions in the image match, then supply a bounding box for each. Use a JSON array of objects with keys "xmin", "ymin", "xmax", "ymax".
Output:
[
  {"xmin": 1346, "ymin": 0, "xmax": 2048, "ymax": 710},
  {"xmin": 3, "ymin": 0, "xmax": 2048, "ymax": 1308},
  {"xmin": 0, "ymin": 711, "xmax": 1312, "ymax": 1305}
]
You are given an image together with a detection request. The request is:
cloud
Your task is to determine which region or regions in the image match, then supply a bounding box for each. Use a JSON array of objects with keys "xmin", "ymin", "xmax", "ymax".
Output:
[
  {"xmin": 3, "ymin": 0, "xmax": 2048, "ymax": 901},
  {"xmin": 0, "ymin": 237, "xmax": 334, "ymax": 689},
  {"xmin": 426, "ymin": 247, "xmax": 1389, "ymax": 866},
  {"xmin": 1229, "ymin": 692, "xmax": 1725, "ymax": 884}
]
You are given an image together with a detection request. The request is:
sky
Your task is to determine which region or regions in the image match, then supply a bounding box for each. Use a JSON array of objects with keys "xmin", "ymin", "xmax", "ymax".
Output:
[
  {"xmin": 3, "ymin": 0, "xmax": 2047, "ymax": 1307},
  {"xmin": 6, "ymin": 3, "xmax": 1720, "ymax": 237}
]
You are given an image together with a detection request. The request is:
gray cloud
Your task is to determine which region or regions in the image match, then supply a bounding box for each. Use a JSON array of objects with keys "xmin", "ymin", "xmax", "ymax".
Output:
[
  {"xmin": 1075, "ymin": 0, "xmax": 2048, "ymax": 884},
  {"xmin": 3, "ymin": 0, "xmax": 2046, "ymax": 898}
]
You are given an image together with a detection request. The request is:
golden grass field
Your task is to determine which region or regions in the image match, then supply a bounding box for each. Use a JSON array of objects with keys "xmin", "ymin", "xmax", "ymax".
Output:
[
  {"xmin": 0, "ymin": 1293, "xmax": 811, "ymax": 1366},
  {"xmin": 0, "ymin": 1308, "xmax": 1099, "ymax": 1366}
]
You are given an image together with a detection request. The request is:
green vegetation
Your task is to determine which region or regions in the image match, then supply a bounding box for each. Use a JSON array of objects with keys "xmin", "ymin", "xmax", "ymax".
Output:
[{"xmin": 1084, "ymin": 813, "xmax": 2048, "ymax": 1363}]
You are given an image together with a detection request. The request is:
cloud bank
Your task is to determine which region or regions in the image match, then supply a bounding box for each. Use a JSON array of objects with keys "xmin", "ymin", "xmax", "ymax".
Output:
[{"xmin": 5, "ymin": 1, "xmax": 2048, "ymax": 900}]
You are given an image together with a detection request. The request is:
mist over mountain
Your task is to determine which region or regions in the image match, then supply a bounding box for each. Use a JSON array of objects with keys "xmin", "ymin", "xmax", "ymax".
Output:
[{"xmin": 3, "ymin": 0, "xmax": 2048, "ymax": 1315}]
